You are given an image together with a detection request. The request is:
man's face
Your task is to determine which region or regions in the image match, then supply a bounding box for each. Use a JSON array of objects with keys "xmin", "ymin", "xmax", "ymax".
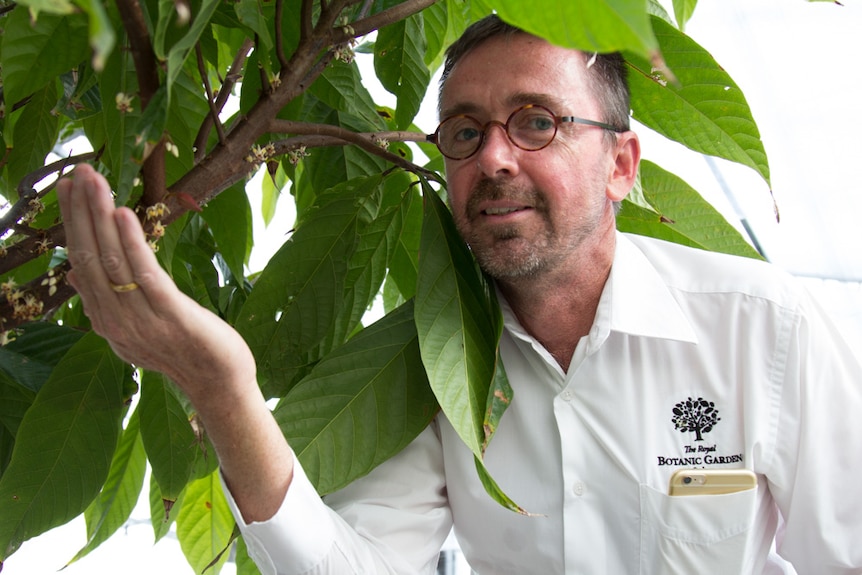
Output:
[{"xmin": 440, "ymin": 34, "xmax": 627, "ymax": 280}]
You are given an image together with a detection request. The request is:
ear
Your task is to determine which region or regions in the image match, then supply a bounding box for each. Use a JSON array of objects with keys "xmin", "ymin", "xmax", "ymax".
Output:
[{"xmin": 606, "ymin": 130, "xmax": 641, "ymax": 202}]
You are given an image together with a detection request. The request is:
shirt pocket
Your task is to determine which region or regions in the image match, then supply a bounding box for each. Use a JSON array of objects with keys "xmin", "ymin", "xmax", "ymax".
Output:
[{"xmin": 639, "ymin": 482, "xmax": 757, "ymax": 575}]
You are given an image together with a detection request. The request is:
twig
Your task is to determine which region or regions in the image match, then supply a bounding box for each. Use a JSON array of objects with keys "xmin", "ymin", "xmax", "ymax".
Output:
[
  {"xmin": 275, "ymin": 0, "xmax": 289, "ymax": 70},
  {"xmin": 345, "ymin": 0, "xmax": 438, "ymax": 40},
  {"xmin": 196, "ymin": 44, "xmax": 226, "ymax": 146}
]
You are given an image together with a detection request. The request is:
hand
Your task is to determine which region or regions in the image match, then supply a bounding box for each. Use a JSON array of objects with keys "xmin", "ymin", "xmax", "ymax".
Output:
[{"xmin": 57, "ymin": 164, "xmax": 256, "ymax": 400}]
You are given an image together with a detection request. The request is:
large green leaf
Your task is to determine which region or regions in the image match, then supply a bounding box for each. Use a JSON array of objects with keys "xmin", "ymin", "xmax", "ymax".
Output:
[
  {"xmin": 139, "ymin": 371, "xmax": 198, "ymax": 503},
  {"xmin": 413, "ymin": 184, "xmax": 525, "ymax": 514},
  {"xmin": 7, "ymin": 82, "xmax": 60, "ymax": 195},
  {"xmin": 236, "ymin": 175, "xmax": 386, "ymax": 397},
  {"xmin": 0, "ymin": 8, "xmax": 89, "ymax": 107},
  {"xmin": 0, "ymin": 332, "xmax": 127, "ymax": 562},
  {"xmin": 275, "ymin": 300, "xmax": 438, "ymax": 495},
  {"xmin": 617, "ymin": 160, "xmax": 763, "ymax": 260},
  {"xmin": 176, "ymin": 471, "xmax": 234, "ymax": 575},
  {"xmin": 627, "ymin": 16, "xmax": 770, "ymax": 186},
  {"xmin": 67, "ymin": 409, "xmax": 147, "ymax": 565},
  {"xmin": 374, "ymin": 14, "xmax": 431, "ymax": 130},
  {"xmin": 99, "ymin": 40, "xmax": 143, "ymax": 205},
  {"xmin": 148, "ymin": 475, "xmax": 185, "ymax": 543},
  {"xmin": 309, "ymin": 61, "xmax": 386, "ymax": 130},
  {"xmin": 0, "ymin": 323, "xmax": 84, "ymax": 395},
  {"xmin": 164, "ymin": 0, "xmax": 221, "ymax": 103},
  {"xmin": 490, "ymin": 0, "xmax": 659, "ymax": 59},
  {"xmin": 201, "ymin": 182, "xmax": 252, "ymax": 285}
]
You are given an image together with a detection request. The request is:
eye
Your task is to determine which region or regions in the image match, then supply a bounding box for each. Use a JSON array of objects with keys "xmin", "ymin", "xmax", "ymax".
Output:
[
  {"xmin": 520, "ymin": 113, "xmax": 555, "ymax": 131},
  {"xmin": 454, "ymin": 126, "xmax": 481, "ymax": 142}
]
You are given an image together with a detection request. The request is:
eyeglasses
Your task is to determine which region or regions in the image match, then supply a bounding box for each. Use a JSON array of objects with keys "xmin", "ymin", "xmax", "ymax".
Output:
[{"xmin": 427, "ymin": 104, "xmax": 625, "ymax": 160}]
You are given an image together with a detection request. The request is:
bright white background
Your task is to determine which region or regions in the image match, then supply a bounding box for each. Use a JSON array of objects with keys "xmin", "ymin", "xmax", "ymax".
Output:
[{"xmin": 5, "ymin": 1, "xmax": 861, "ymax": 573}]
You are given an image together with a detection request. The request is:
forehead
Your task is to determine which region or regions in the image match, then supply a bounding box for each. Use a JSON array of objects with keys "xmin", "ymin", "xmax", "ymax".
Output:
[{"xmin": 439, "ymin": 33, "xmax": 594, "ymax": 118}]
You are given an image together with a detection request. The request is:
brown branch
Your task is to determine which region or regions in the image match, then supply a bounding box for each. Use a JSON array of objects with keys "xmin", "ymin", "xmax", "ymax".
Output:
[
  {"xmin": 115, "ymin": 0, "xmax": 166, "ymax": 207},
  {"xmin": 268, "ymin": 120, "xmax": 442, "ymax": 183},
  {"xmin": 275, "ymin": 0, "xmax": 290, "ymax": 71},
  {"xmin": 196, "ymin": 44, "xmax": 226, "ymax": 146},
  {"xmin": 344, "ymin": 0, "xmax": 438, "ymax": 39},
  {"xmin": 1, "ymin": 152, "xmax": 99, "ymax": 236},
  {"xmin": 193, "ymin": 38, "xmax": 253, "ymax": 162},
  {"xmin": 300, "ymin": 0, "xmax": 314, "ymax": 44}
]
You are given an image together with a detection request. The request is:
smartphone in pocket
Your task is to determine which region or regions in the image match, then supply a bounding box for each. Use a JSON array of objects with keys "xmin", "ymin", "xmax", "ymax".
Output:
[{"xmin": 668, "ymin": 468, "xmax": 757, "ymax": 496}]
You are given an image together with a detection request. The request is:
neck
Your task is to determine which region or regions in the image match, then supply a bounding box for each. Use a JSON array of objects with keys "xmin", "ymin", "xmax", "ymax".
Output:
[{"xmin": 497, "ymin": 227, "xmax": 616, "ymax": 372}]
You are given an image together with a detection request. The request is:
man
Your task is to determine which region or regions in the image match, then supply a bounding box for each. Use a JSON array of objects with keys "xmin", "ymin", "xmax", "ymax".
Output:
[{"xmin": 58, "ymin": 15, "xmax": 862, "ymax": 575}]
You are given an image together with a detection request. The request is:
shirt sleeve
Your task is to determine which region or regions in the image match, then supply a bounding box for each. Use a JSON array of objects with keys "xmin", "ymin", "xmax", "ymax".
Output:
[
  {"xmin": 766, "ymin": 289, "xmax": 862, "ymax": 573},
  {"xmin": 221, "ymin": 421, "xmax": 453, "ymax": 575}
]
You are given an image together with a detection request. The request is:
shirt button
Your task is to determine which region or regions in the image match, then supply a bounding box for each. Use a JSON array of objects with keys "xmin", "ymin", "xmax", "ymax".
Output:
[
  {"xmin": 573, "ymin": 482, "xmax": 585, "ymax": 497},
  {"xmin": 561, "ymin": 390, "xmax": 573, "ymax": 401}
]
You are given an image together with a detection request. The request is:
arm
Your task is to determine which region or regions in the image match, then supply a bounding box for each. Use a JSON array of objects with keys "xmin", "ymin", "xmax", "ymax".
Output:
[
  {"xmin": 57, "ymin": 164, "xmax": 291, "ymax": 522},
  {"xmin": 766, "ymin": 290, "xmax": 862, "ymax": 573}
]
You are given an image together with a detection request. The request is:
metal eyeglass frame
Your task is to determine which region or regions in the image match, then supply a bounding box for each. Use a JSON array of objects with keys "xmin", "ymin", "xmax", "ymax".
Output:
[{"xmin": 426, "ymin": 103, "xmax": 626, "ymax": 160}]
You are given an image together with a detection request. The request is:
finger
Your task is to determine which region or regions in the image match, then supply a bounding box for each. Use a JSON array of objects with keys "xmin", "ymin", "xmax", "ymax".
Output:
[
  {"xmin": 113, "ymin": 207, "xmax": 177, "ymax": 309},
  {"xmin": 58, "ymin": 165, "xmax": 111, "ymax": 312},
  {"xmin": 75, "ymin": 167, "xmax": 139, "ymax": 290}
]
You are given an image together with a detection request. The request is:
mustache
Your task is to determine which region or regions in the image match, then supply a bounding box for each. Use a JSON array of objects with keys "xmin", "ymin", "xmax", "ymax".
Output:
[{"xmin": 465, "ymin": 178, "xmax": 545, "ymax": 216}]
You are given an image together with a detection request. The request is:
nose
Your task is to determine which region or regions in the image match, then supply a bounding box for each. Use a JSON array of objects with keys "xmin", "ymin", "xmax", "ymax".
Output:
[{"xmin": 474, "ymin": 121, "xmax": 519, "ymax": 178}]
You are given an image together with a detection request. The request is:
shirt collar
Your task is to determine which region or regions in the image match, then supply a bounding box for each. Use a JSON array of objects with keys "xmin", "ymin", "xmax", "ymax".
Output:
[
  {"xmin": 601, "ymin": 232, "xmax": 698, "ymax": 344},
  {"xmin": 497, "ymin": 232, "xmax": 698, "ymax": 346}
]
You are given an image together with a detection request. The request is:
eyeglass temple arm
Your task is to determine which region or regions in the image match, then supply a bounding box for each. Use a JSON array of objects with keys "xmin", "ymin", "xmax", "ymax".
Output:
[{"xmin": 559, "ymin": 116, "xmax": 626, "ymax": 133}]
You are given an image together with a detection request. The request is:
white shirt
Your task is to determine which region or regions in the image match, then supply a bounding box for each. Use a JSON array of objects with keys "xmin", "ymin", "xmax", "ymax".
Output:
[{"xmin": 225, "ymin": 232, "xmax": 862, "ymax": 574}]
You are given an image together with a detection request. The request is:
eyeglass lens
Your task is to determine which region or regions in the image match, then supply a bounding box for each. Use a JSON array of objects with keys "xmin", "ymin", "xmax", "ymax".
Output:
[{"xmin": 435, "ymin": 105, "xmax": 558, "ymax": 160}]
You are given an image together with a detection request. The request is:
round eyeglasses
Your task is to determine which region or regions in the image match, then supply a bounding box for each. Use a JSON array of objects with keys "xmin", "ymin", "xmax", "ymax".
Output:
[{"xmin": 427, "ymin": 104, "xmax": 625, "ymax": 160}]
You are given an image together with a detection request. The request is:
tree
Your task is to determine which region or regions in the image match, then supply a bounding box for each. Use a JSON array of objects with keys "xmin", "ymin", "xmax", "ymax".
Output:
[
  {"xmin": 672, "ymin": 396, "xmax": 721, "ymax": 442},
  {"xmin": 0, "ymin": 0, "xmax": 781, "ymax": 571}
]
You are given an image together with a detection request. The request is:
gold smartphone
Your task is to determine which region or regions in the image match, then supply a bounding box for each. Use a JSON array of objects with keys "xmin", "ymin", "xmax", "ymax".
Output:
[{"xmin": 668, "ymin": 468, "xmax": 757, "ymax": 496}]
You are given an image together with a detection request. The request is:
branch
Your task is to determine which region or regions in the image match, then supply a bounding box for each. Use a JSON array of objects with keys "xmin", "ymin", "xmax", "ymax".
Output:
[
  {"xmin": 345, "ymin": 0, "xmax": 438, "ymax": 39},
  {"xmin": 115, "ymin": 0, "xmax": 166, "ymax": 206},
  {"xmin": 275, "ymin": 0, "xmax": 290, "ymax": 70},
  {"xmin": 300, "ymin": 0, "xmax": 313, "ymax": 43},
  {"xmin": 0, "ymin": 152, "xmax": 99, "ymax": 237},
  {"xmin": 196, "ymin": 44, "xmax": 226, "ymax": 147},
  {"xmin": 268, "ymin": 120, "xmax": 442, "ymax": 183},
  {"xmin": 193, "ymin": 38, "xmax": 253, "ymax": 162}
]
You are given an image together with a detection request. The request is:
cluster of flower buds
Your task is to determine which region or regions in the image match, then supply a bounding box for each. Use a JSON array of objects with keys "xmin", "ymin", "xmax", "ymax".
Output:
[
  {"xmin": 2, "ymin": 278, "xmax": 44, "ymax": 322},
  {"xmin": 144, "ymin": 202, "xmax": 171, "ymax": 252}
]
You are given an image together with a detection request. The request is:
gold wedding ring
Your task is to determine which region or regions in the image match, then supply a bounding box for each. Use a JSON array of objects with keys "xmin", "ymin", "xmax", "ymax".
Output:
[{"xmin": 110, "ymin": 281, "xmax": 140, "ymax": 293}]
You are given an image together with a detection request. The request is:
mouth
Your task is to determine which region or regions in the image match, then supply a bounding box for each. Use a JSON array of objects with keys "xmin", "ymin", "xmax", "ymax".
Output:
[{"xmin": 483, "ymin": 206, "xmax": 528, "ymax": 216}]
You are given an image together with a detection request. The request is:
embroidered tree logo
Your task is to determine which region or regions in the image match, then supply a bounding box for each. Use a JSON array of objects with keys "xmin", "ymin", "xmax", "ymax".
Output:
[{"xmin": 672, "ymin": 397, "xmax": 721, "ymax": 441}]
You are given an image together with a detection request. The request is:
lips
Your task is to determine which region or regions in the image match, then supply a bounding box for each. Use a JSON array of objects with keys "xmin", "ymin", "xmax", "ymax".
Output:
[{"xmin": 483, "ymin": 205, "xmax": 528, "ymax": 216}]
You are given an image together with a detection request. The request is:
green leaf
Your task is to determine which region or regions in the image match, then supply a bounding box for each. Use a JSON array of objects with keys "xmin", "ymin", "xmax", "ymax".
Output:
[
  {"xmin": 67, "ymin": 409, "xmax": 146, "ymax": 565},
  {"xmin": 490, "ymin": 0, "xmax": 659, "ymax": 59},
  {"xmin": 671, "ymin": 0, "xmax": 697, "ymax": 30},
  {"xmin": 99, "ymin": 41, "xmax": 143, "ymax": 205},
  {"xmin": 0, "ymin": 8, "xmax": 89, "ymax": 107},
  {"xmin": 275, "ymin": 300, "xmax": 438, "ymax": 494},
  {"xmin": 386, "ymin": 183, "xmax": 423, "ymax": 304},
  {"xmin": 626, "ymin": 16, "xmax": 770, "ymax": 186},
  {"xmin": 201, "ymin": 182, "xmax": 252, "ymax": 285},
  {"xmin": 617, "ymin": 160, "xmax": 763, "ymax": 260},
  {"xmin": 176, "ymin": 471, "xmax": 234, "ymax": 575},
  {"xmin": 73, "ymin": 0, "xmax": 116, "ymax": 70},
  {"xmin": 148, "ymin": 474, "xmax": 184, "ymax": 543},
  {"xmin": 164, "ymin": 0, "xmax": 221, "ymax": 103},
  {"xmin": 7, "ymin": 82, "xmax": 60, "ymax": 194},
  {"xmin": 374, "ymin": 14, "xmax": 431, "ymax": 129},
  {"xmin": 0, "ymin": 323, "xmax": 84, "ymax": 394},
  {"xmin": 0, "ymin": 373, "xmax": 35, "ymax": 437},
  {"xmin": 139, "ymin": 371, "xmax": 198, "ymax": 503},
  {"xmin": 236, "ymin": 175, "xmax": 384, "ymax": 397},
  {"xmin": 309, "ymin": 61, "xmax": 385, "ymax": 130},
  {"xmin": 15, "ymin": 0, "xmax": 76, "ymax": 17},
  {"xmin": 0, "ymin": 332, "xmax": 127, "ymax": 561},
  {"xmin": 413, "ymin": 185, "xmax": 509, "ymax": 458}
]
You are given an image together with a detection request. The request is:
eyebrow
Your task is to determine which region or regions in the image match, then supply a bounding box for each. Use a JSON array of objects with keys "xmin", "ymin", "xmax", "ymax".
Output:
[{"xmin": 439, "ymin": 92, "xmax": 569, "ymax": 120}]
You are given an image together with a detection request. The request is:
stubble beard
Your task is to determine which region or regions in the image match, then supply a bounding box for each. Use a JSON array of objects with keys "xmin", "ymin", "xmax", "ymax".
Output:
[{"xmin": 454, "ymin": 179, "xmax": 561, "ymax": 280}]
